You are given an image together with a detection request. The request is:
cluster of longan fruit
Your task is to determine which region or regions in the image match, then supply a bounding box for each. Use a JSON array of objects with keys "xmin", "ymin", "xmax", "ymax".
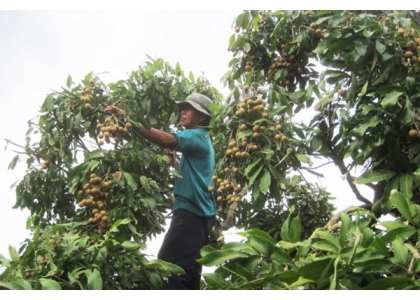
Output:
[
  {"xmin": 80, "ymin": 86, "xmax": 94, "ymax": 110},
  {"xmin": 37, "ymin": 159, "xmax": 50, "ymax": 173},
  {"xmin": 225, "ymin": 136, "xmax": 252, "ymax": 159},
  {"xmin": 209, "ymin": 169, "xmax": 243, "ymax": 205},
  {"xmin": 77, "ymin": 173, "xmax": 114, "ymax": 234},
  {"xmin": 235, "ymin": 95, "xmax": 269, "ymax": 118},
  {"xmin": 96, "ymin": 117, "xmax": 132, "ymax": 146}
]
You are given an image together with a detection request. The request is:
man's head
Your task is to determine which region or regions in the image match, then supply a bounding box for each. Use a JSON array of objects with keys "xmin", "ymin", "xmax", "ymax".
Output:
[{"xmin": 176, "ymin": 93, "xmax": 214, "ymax": 128}]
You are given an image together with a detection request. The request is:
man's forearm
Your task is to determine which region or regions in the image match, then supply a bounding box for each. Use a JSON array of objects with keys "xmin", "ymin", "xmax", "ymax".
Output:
[{"xmin": 135, "ymin": 125, "xmax": 177, "ymax": 149}]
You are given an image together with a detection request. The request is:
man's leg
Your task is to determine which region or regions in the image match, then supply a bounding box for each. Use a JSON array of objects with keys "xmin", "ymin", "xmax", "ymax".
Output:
[{"xmin": 157, "ymin": 209, "xmax": 215, "ymax": 290}]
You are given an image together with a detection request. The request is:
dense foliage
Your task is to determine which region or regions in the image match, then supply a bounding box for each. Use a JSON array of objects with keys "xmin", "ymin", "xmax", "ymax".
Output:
[
  {"xmin": 200, "ymin": 10, "xmax": 420, "ymax": 290},
  {"xmin": 1, "ymin": 10, "xmax": 420, "ymax": 290}
]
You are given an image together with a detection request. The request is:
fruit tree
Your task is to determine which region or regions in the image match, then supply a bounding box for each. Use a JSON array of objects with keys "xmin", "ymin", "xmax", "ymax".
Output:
[{"xmin": 2, "ymin": 10, "xmax": 420, "ymax": 290}]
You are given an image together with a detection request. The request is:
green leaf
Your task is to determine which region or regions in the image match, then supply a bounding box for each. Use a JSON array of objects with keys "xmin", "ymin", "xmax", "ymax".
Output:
[
  {"xmin": 0, "ymin": 282, "xmax": 25, "ymax": 290},
  {"xmin": 287, "ymin": 276, "xmax": 316, "ymax": 289},
  {"xmin": 289, "ymin": 217, "xmax": 302, "ymax": 243},
  {"xmin": 87, "ymin": 269, "xmax": 103, "ymax": 290},
  {"xmin": 359, "ymin": 80, "xmax": 368, "ymax": 96},
  {"xmin": 351, "ymin": 116, "xmax": 382, "ymax": 137},
  {"xmin": 295, "ymin": 153, "xmax": 311, "ymax": 163},
  {"xmin": 270, "ymin": 246, "xmax": 292, "ymax": 263},
  {"xmin": 123, "ymin": 172, "xmax": 138, "ymax": 190},
  {"xmin": 381, "ymin": 226, "xmax": 416, "ymax": 244},
  {"xmin": 339, "ymin": 212, "xmax": 351, "ymax": 247},
  {"xmin": 380, "ymin": 91, "xmax": 403, "ymax": 108},
  {"xmin": 121, "ymin": 241, "xmax": 142, "ymax": 251},
  {"xmin": 244, "ymin": 157, "xmax": 262, "ymax": 176},
  {"xmin": 389, "ymin": 191, "xmax": 412, "ymax": 221},
  {"xmin": 41, "ymin": 94, "xmax": 54, "ymax": 111},
  {"xmin": 40, "ymin": 278, "xmax": 62, "ymax": 290},
  {"xmin": 66, "ymin": 74, "xmax": 73, "ymax": 88},
  {"xmin": 202, "ymin": 273, "xmax": 232, "ymax": 289},
  {"xmin": 249, "ymin": 235, "xmax": 272, "ymax": 257},
  {"xmin": 354, "ymin": 170, "xmax": 396, "ymax": 184},
  {"xmin": 398, "ymin": 173, "xmax": 413, "ymax": 202},
  {"xmin": 259, "ymin": 170, "xmax": 271, "ymax": 194},
  {"xmin": 196, "ymin": 249, "xmax": 249, "ymax": 267},
  {"xmin": 399, "ymin": 17, "xmax": 411, "ymax": 28},
  {"xmin": 370, "ymin": 236, "xmax": 389, "ymax": 257},
  {"xmin": 248, "ymin": 164, "xmax": 263, "ymax": 188},
  {"xmin": 281, "ymin": 215, "xmax": 290, "ymax": 242},
  {"xmin": 148, "ymin": 259, "xmax": 185, "ymax": 276},
  {"xmin": 268, "ymin": 164, "xmax": 287, "ymax": 186},
  {"xmin": 221, "ymin": 242, "xmax": 259, "ymax": 256},
  {"xmin": 8, "ymin": 155, "xmax": 19, "ymax": 170},
  {"xmin": 8, "ymin": 246, "xmax": 20, "ymax": 262},
  {"xmin": 375, "ymin": 39, "xmax": 386, "ymax": 54},
  {"xmin": 298, "ymin": 258, "xmax": 333, "ymax": 281},
  {"xmin": 392, "ymin": 236, "xmax": 408, "ymax": 265},
  {"xmin": 67, "ymin": 271, "xmax": 84, "ymax": 289},
  {"xmin": 312, "ymin": 240, "xmax": 339, "ymax": 254},
  {"xmin": 144, "ymin": 270, "xmax": 162, "ymax": 289},
  {"xmin": 315, "ymin": 229, "xmax": 341, "ymax": 251},
  {"xmin": 364, "ymin": 276, "xmax": 412, "ymax": 290}
]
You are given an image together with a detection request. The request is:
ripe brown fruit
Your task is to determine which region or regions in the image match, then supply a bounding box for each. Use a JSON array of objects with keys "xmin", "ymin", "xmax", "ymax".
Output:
[
  {"xmin": 235, "ymin": 108, "xmax": 246, "ymax": 116},
  {"xmin": 409, "ymin": 129, "xmax": 419, "ymax": 138},
  {"xmin": 405, "ymin": 51, "xmax": 414, "ymax": 58},
  {"xmin": 397, "ymin": 27, "xmax": 405, "ymax": 36},
  {"xmin": 407, "ymin": 40, "xmax": 416, "ymax": 48},
  {"xmin": 310, "ymin": 22, "xmax": 318, "ymax": 30}
]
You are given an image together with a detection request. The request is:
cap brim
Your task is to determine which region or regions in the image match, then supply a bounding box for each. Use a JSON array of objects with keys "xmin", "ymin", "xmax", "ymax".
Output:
[{"xmin": 176, "ymin": 100, "xmax": 212, "ymax": 117}]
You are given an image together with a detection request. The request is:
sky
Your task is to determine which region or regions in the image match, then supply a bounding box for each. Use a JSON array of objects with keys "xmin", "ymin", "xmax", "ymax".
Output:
[{"xmin": 0, "ymin": 5, "xmax": 374, "ymax": 265}]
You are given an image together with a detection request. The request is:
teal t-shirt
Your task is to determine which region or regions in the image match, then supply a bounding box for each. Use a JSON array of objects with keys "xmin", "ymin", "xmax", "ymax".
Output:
[{"xmin": 172, "ymin": 128, "xmax": 217, "ymax": 217}]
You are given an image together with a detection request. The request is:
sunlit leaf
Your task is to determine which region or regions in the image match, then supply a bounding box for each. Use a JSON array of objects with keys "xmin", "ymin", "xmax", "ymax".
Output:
[
  {"xmin": 40, "ymin": 278, "xmax": 61, "ymax": 290},
  {"xmin": 380, "ymin": 91, "xmax": 403, "ymax": 108},
  {"xmin": 354, "ymin": 170, "xmax": 396, "ymax": 184},
  {"xmin": 87, "ymin": 269, "xmax": 102, "ymax": 290},
  {"xmin": 196, "ymin": 249, "xmax": 249, "ymax": 267}
]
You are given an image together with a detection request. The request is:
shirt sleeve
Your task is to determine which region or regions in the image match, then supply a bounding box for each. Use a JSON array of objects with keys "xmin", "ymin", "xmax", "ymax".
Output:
[{"xmin": 173, "ymin": 129, "xmax": 208, "ymax": 154}]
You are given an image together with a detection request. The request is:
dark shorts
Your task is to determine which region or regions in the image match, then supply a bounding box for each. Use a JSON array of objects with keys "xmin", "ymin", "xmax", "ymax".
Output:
[{"xmin": 157, "ymin": 208, "xmax": 216, "ymax": 290}]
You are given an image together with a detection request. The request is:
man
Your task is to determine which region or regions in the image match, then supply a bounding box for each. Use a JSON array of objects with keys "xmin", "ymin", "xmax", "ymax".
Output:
[{"xmin": 105, "ymin": 92, "xmax": 217, "ymax": 290}]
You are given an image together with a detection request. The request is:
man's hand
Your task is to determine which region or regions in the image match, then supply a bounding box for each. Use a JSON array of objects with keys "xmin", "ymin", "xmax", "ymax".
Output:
[{"xmin": 104, "ymin": 105, "xmax": 125, "ymax": 118}]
